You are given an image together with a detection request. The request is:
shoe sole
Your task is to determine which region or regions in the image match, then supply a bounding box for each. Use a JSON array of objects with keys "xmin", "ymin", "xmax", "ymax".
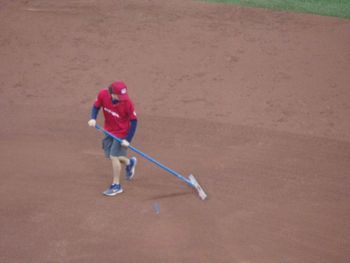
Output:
[
  {"xmin": 126, "ymin": 158, "xmax": 137, "ymax": 180},
  {"xmin": 103, "ymin": 189, "xmax": 124, "ymax": 196}
]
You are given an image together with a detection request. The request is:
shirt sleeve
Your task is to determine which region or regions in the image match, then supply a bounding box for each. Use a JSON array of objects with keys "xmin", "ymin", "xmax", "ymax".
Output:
[
  {"xmin": 91, "ymin": 105, "xmax": 100, "ymax": 119},
  {"xmin": 93, "ymin": 90, "xmax": 103, "ymax": 109},
  {"xmin": 128, "ymin": 101, "xmax": 137, "ymax": 121},
  {"xmin": 125, "ymin": 120, "xmax": 137, "ymax": 142}
]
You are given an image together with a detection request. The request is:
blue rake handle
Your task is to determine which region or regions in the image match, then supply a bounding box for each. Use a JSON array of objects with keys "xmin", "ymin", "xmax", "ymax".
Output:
[{"xmin": 95, "ymin": 124, "xmax": 194, "ymax": 188}]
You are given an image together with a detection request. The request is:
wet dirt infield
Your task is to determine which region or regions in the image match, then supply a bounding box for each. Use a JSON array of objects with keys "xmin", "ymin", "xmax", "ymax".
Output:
[{"xmin": 1, "ymin": 0, "xmax": 350, "ymax": 262}]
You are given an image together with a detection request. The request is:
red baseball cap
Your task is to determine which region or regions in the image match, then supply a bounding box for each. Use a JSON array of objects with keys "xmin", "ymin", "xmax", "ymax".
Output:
[{"xmin": 109, "ymin": 81, "xmax": 129, "ymax": 100}]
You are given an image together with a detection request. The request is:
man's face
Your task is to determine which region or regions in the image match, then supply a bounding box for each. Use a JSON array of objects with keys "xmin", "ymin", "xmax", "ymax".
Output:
[{"xmin": 111, "ymin": 93, "xmax": 119, "ymax": 100}]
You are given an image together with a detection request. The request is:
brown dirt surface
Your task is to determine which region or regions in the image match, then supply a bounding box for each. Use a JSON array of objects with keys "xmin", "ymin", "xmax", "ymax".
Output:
[{"xmin": 1, "ymin": 0, "xmax": 350, "ymax": 262}]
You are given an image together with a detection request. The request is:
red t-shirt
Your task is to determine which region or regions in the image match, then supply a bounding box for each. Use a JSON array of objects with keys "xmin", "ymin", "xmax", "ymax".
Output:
[{"xmin": 94, "ymin": 89, "xmax": 137, "ymax": 138}]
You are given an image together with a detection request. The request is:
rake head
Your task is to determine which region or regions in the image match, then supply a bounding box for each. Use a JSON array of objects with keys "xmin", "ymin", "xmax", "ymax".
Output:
[{"xmin": 189, "ymin": 174, "xmax": 208, "ymax": 200}]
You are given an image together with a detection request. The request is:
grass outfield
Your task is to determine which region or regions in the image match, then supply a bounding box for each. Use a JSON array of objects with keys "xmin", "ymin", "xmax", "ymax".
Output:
[{"xmin": 203, "ymin": 0, "xmax": 350, "ymax": 19}]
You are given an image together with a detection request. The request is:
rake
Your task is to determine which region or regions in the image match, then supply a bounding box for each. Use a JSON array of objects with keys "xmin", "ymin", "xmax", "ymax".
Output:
[{"xmin": 94, "ymin": 124, "xmax": 207, "ymax": 200}]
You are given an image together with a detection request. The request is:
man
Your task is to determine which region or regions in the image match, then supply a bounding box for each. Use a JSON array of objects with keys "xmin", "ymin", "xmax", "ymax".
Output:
[{"xmin": 88, "ymin": 80, "xmax": 138, "ymax": 196}]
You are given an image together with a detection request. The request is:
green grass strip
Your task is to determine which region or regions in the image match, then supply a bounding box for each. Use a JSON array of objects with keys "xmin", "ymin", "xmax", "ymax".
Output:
[{"xmin": 203, "ymin": 0, "xmax": 350, "ymax": 19}]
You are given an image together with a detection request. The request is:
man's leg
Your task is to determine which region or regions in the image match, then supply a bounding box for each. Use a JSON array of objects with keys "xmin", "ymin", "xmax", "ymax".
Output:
[
  {"xmin": 111, "ymin": 156, "xmax": 122, "ymax": 185},
  {"xmin": 103, "ymin": 155, "xmax": 123, "ymax": 196},
  {"xmin": 102, "ymin": 137, "xmax": 125, "ymax": 196},
  {"xmin": 118, "ymin": 156, "xmax": 137, "ymax": 180},
  {"xmin": 118, "ymin": 156, "xmax": 130, "ymax": 166}
]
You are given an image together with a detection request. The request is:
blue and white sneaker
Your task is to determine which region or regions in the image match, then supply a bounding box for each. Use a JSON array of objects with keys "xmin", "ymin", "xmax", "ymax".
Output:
[
  {"xmin": 125, "ymin": 157, "xmax": 137, "ymax": 180},
  {"xmin": 103, "ymin": 184, "xmax": 123, "ymax": 196}
]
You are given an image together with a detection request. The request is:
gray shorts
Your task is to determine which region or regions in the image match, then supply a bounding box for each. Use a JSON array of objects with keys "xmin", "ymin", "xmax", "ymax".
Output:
[{"xmin": 102, "ymin": 135, "xmax": 127, "ymax": 158}]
